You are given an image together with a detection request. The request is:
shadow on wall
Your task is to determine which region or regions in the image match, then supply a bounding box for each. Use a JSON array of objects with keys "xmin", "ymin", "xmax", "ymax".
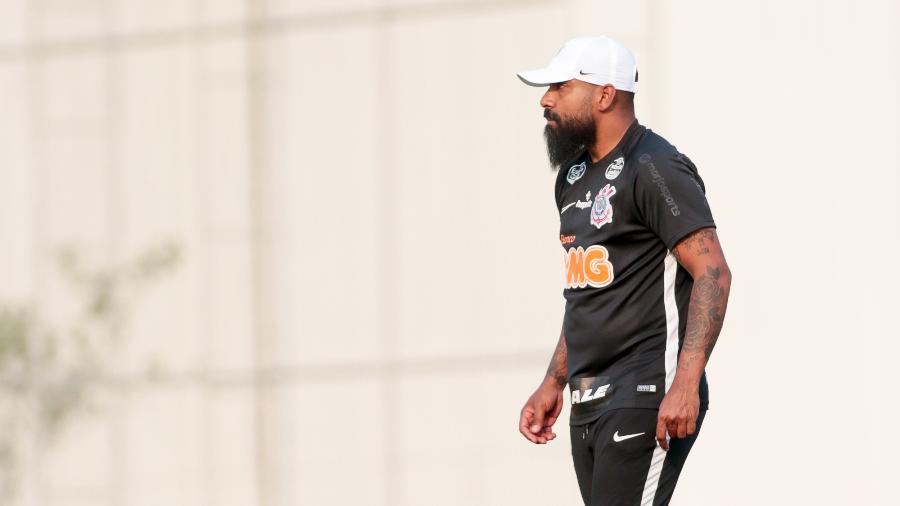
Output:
[{"xmin": 0, "ymin": 241, "xmax": 181, "ymax": 504}]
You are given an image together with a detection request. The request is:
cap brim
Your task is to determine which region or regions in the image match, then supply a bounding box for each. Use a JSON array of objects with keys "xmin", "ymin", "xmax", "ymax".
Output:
[{"xmin": 516, "ymin": 67, "xmax": 574, "ymax": 87}]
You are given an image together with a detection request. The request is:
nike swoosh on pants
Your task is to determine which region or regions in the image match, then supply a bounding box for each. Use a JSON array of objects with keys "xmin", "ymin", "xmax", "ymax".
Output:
[{"xmin": 613, "ymin": 431, "xmax": 645, "ymax": 442}]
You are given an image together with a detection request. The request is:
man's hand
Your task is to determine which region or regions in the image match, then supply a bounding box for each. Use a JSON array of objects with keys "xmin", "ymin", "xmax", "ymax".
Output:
[
  {"xmin": 655, "ymin": 381, "xmax": 700, "ymax": 450},
  {"xmin": 519, "ymin": 378, "xmax": 564, "ymax": 444}
]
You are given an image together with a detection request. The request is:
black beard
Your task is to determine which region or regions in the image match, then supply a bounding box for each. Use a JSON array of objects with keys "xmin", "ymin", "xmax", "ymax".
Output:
[{"xmin": 543, "ymin": 113, "xmax": 596, "ymax": 170}]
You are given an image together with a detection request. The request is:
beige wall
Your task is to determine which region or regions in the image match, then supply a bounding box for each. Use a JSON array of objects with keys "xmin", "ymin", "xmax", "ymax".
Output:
[{"xmin": 0, "ymin": 0, "xmax": 897, "ymax": 505}]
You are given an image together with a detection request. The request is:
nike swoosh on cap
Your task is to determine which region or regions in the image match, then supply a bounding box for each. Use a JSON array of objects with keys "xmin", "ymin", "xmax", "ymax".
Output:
[{"xmin": 578, "ymin": 70, "xmax": 594, "ymax": 75}]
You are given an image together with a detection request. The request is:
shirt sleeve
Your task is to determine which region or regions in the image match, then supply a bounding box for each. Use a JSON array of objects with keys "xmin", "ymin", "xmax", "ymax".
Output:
[{"xmin": 633, "ymin": 151, "xmax": 716, "ymax": 250}]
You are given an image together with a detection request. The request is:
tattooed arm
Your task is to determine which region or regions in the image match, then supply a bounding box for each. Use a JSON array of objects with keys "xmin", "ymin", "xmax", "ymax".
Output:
[
  {"xmin": 545, "ymin": 331, "xmax": 568, "ymax": 388},
  {"xmin": 656, "ymin": 227, "xmax": 731, "ymax": 449},
  {"xmin": 672, "ymin": 227, "xmax": 731, "ymax": 376},
  {"xmin": 519, "ymin": 328, "xmax": 567, "ymax": 444}
]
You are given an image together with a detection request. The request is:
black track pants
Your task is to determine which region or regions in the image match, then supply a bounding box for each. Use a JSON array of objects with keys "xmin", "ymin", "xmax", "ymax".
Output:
[{"xmin": 569, "ymin": 408, "xmax": 706, "ymax": 506}]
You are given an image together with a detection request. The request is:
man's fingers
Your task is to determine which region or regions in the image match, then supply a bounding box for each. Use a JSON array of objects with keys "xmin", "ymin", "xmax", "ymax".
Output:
[
  {"xmin": 519, "ymin": 421, "xmax": 538, "ymax": 443},
  {"xmin": 541, "ymin": 406, "xmax": 559, "ymax": 440},
  {"xmin": 655, "ymin": 417, "xmax": 669, "ymax": 450},
  {"xmin": 533, "ymin": 426, "xmax": 549, "ymax": 444},
  {"xmin": 661, "ymin": 413, "xmax": 697, "ymax": 440},
  {"xmin": 666, "ymin": 420, "xmax": 679, "ymax": 441},
  {"xmin": 519, "ymin": 407, "xmax": 540, "ymax": 443},
  {"xmin": 520, "ymin": 405, "xmax": 556, "ymax": 444},
  {"xmin": 530, "ymin": 406, "xmax": 546, "ymax": 434},
  {"xmin": 532, "ymin": 414, "xmax": 556, "ymax": 444}
]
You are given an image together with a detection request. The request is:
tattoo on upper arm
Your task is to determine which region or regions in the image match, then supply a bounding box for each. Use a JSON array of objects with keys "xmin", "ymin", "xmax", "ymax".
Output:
[
  {"xmin": 681, "ymin": 265, "xmax": 728, "ymax": 360},
  {"xmin": 673, "ymin": 228, "xmax": 716, "ymax": 262}
]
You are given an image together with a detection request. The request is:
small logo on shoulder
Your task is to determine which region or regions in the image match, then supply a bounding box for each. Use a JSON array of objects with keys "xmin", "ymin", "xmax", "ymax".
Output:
[
  {"xmin": 636, "ymin": 384, "xmax": 657, "ymax": 393},
  {"xmin": 605, "ymin": 156, "xmax": 624, "ymax": 180},
  {"xmin": 566, "ymin": 161, "xmax": 587, "ymax": 184}
]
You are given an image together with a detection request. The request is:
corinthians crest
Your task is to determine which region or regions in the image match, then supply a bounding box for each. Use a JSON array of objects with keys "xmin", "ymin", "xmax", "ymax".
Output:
[{"xmin": 590, "ymin": 184, "xmax": 617, "ymax": 229}]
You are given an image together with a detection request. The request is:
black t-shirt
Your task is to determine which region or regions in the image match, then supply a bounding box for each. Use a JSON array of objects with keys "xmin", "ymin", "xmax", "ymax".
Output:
[{"xmin": 554, "ymin": 119, "xmax": 716, "ymax": 425}]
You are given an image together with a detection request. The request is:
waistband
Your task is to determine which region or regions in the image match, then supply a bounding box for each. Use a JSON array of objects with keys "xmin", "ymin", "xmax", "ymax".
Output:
[{"xmin": 568, "ymin": 375, "xmax": 662, "ymax": 422}]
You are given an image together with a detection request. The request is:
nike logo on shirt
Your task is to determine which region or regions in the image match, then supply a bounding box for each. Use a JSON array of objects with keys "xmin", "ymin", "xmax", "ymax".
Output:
[{"xmin": 612, "ymin": 431, "xmax": 645, "ymax": 442}]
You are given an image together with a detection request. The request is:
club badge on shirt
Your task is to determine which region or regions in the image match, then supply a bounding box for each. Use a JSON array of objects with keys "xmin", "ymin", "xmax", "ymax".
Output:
[
  {"xmin": 590, "ymin": 184, "xmax": 617, "ymax": 229},
  {"xmin": 566, "ymin": 161, "xmax": 587, "ymax": 184},
  {"xmin": 605, "ymin": 157, "xmax": 624, "ymax": 180}
]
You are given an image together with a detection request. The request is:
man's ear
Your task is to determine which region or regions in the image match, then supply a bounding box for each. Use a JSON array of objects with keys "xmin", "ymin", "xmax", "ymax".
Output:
[{"xmin": 596, "ymin": 85, "xmax": 617, "ymax": 112}]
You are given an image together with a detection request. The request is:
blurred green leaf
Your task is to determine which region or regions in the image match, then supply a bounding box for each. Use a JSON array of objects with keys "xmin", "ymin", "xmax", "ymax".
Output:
[{"xmin": 0, "ymin": 240, "xmax": 181, "ymax": 504}]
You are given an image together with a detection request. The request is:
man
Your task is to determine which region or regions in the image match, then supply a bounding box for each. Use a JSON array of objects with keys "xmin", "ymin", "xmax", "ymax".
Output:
[{"xmin": 516, "ymin": 36, "xmax": 732, "ymax": 506}]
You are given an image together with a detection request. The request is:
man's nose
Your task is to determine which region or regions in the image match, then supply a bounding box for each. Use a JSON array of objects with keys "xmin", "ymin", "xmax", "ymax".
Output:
[{"xmin": 540, "ymin": 89, "xmax": 554, "ymax": 109}]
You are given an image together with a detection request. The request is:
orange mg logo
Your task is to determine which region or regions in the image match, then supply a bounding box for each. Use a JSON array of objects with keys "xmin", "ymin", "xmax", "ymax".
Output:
[{"xmin": 564, "ymin": 245, "xmax": 614, "ymax": 289}]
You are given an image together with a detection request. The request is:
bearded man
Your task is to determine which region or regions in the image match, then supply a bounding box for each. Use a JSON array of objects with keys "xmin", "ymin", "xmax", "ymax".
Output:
[{"xmin": 516, "ymin": 36, "xmax": 732, "ymax": 506}]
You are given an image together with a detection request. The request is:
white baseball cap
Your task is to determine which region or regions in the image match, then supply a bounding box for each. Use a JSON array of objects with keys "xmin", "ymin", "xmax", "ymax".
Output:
[{"xmin": 517, "ymin": 36, "xmax": 638, "ymax": 92}]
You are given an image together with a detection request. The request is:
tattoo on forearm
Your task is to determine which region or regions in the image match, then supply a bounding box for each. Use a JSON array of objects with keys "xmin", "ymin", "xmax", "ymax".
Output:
[
  {"xmin": 681, "ymin": 265, "xmax": 729, "ymax": 361},
  {"xmin": 546, "ymin": 332, "xmax": 568, "ymax": 387}
]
